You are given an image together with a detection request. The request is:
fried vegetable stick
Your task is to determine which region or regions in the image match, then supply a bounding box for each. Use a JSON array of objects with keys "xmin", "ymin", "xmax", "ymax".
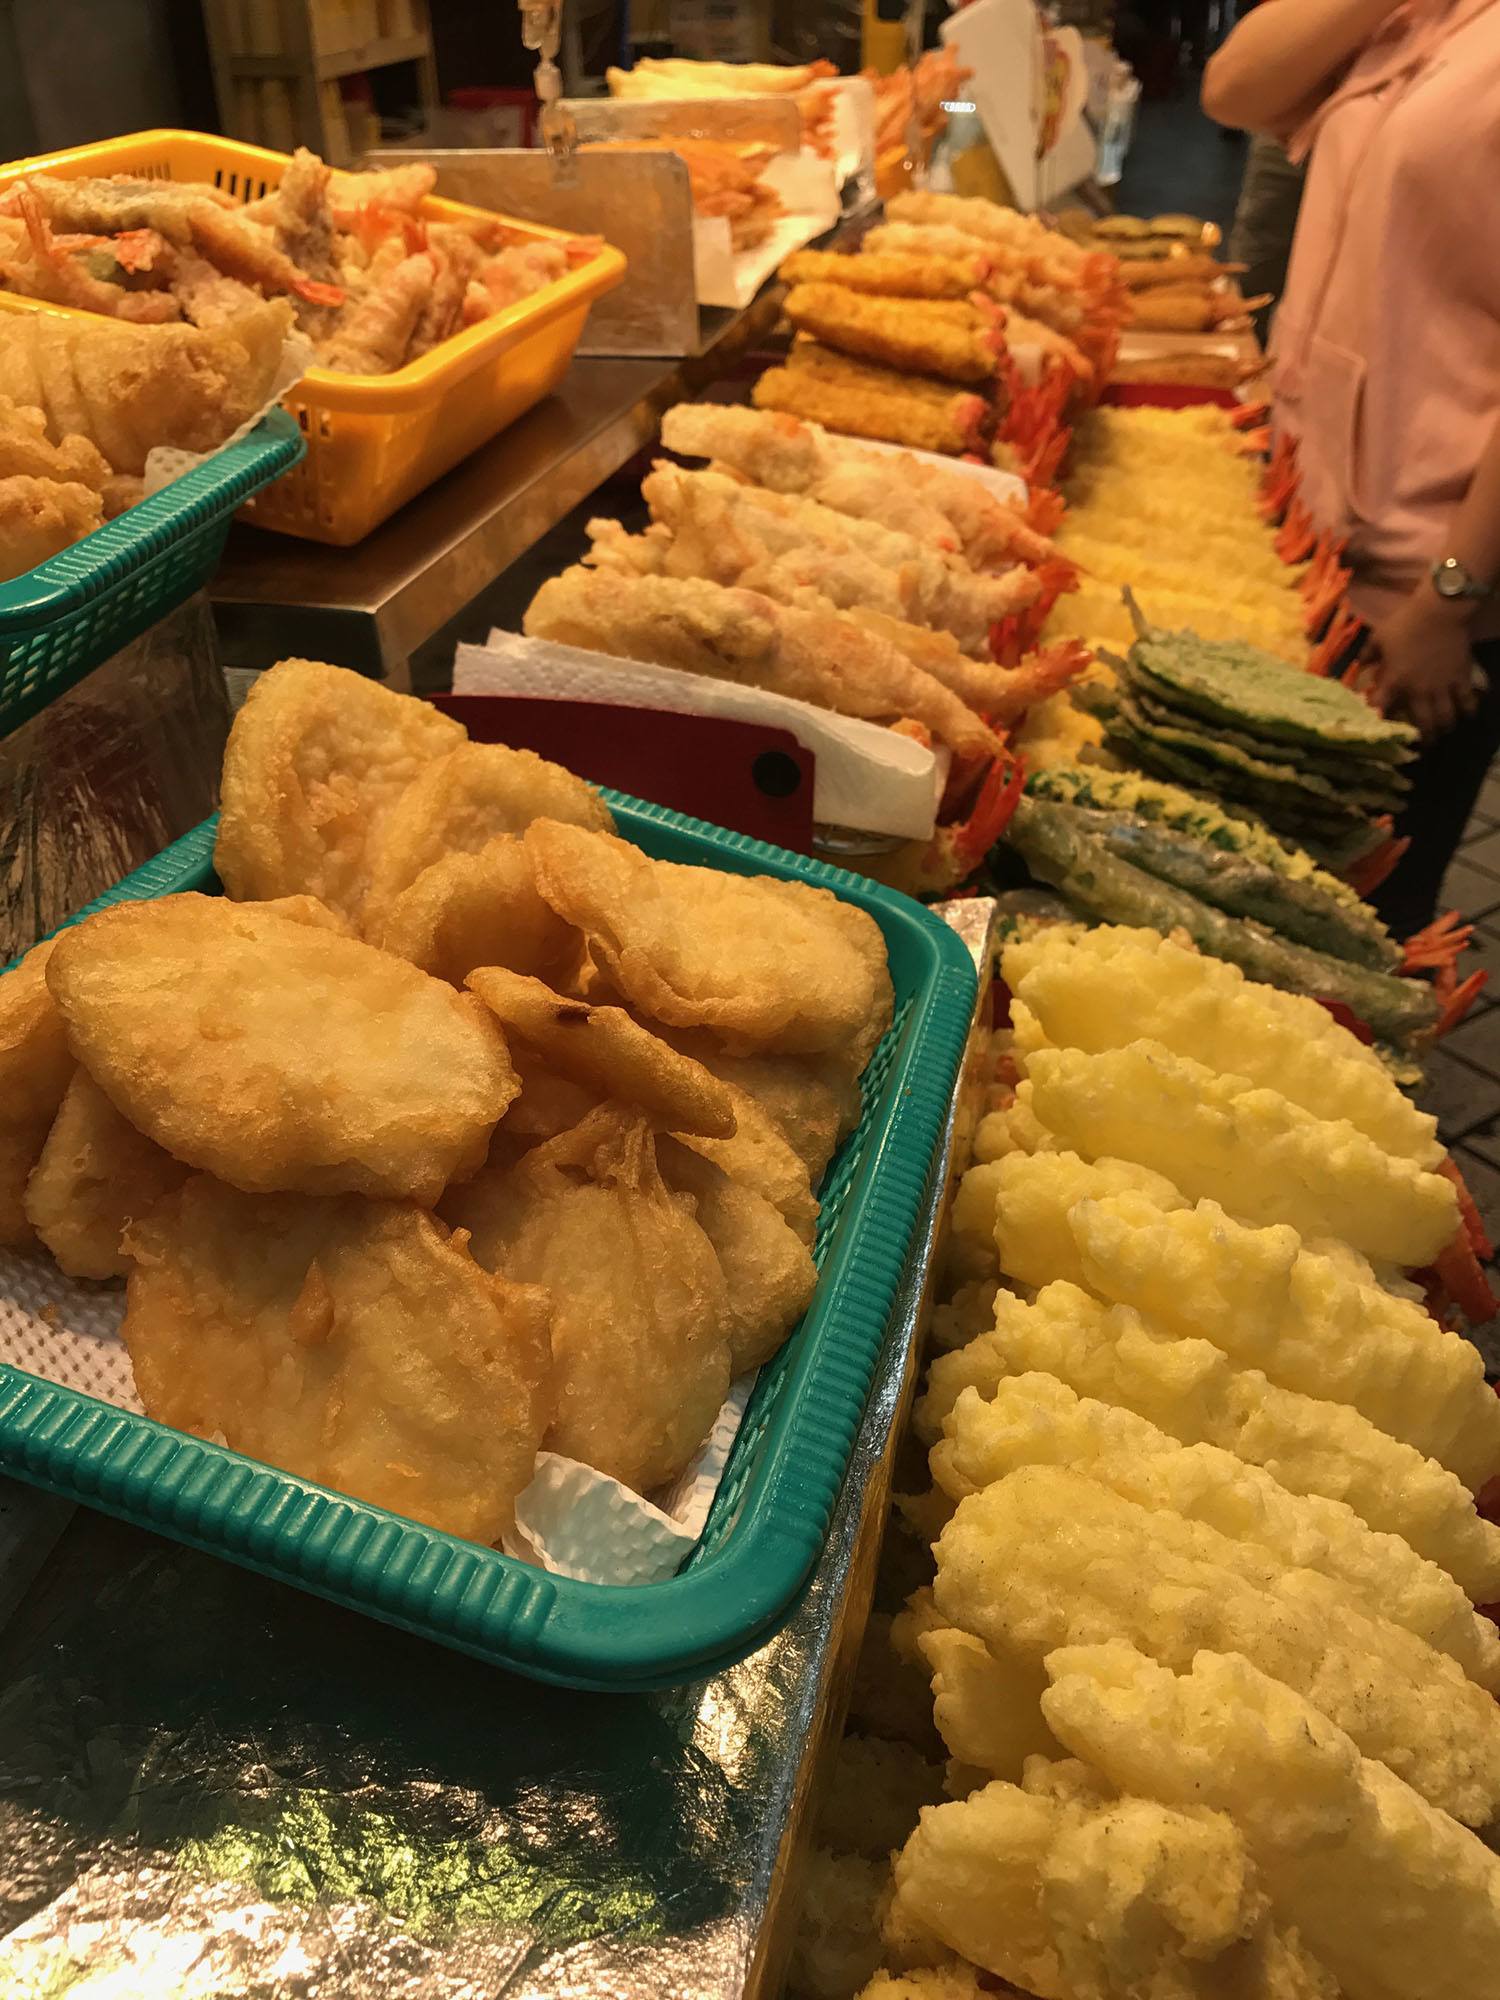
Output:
[
  {"xmin": 1074, "ymin": 1187, "xmax": 1500, "ymax": 1490},
  {"xmin": 1022, "ymin": 1039, "xmax": 1457, "ymax": 1268},
  {"xmin": 888, "ymin": 1757, "xmax": 1338, "ymax": 2000},
  {"xmin": 1004, "ymin": 927, "xmax": 1438, "ymax": 1165},
  {"xmin": 1045, "ymin": 1643, "xmax": 1500, "ymax": 2000},
  {"xmin": 783, "ymin": 283, "xmax": 1000, "ymax": 385},
  {"xmin": 523, "ymin": 565, "xmax": 1004, "ymax": 758},
  {"xmin": 934, "ymin": 1464, "xmax": 1500, "ymax": 1826},
  {"xmin": 753, "ymin": 346, "xmax": 991, "ymax": 458},
  {"xmin": 917, "ymin": 1280, "xmax": 1500, "ymax": 1601},
  {"xmin": 779, "ymin": 247, "xmax": 989, "ymax": 300},
  {"xmin": 933, "ymin": 1372, "xmax": 1500, "ymax": 1693}
]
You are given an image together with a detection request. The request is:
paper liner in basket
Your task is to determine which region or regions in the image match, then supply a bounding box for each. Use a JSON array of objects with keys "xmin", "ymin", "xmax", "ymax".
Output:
[
  {"xmin": 142, "ymin": 330, "xmax": 315, "ymax": 496},
  {"xmin": 0, "ymin": 1247, "xmax": 754, "ymax": 1588}
]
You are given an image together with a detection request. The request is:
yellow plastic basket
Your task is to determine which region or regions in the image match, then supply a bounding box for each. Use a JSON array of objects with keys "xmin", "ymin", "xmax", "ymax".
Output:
[{"xmin": 0, "ymin": 130, "xmax": 627, "ymax": 545}]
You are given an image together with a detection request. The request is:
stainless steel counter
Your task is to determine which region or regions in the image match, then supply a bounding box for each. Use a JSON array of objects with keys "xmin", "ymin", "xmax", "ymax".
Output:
[{"xmin": 209, "ymin": 305, "xmax": 783, "ymax": 685}]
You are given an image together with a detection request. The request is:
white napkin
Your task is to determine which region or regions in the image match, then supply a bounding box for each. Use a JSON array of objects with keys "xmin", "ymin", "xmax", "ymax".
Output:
[{"xmin": 456, "ymin": 630, "xmax": 945, "ymax": 840}]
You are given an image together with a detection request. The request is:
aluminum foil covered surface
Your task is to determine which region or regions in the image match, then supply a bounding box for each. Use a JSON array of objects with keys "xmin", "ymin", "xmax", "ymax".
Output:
[{"xmin": 0, "ymin": 595, "xmax": 228, "ymax": 962}]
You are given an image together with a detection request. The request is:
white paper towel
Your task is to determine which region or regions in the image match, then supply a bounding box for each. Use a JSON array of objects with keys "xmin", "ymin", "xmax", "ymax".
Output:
[
  {"xmin": 693, "ymin": 149, "xmax": 842, "ymax": 309},
  {"xmin": 456, "ymin": 630, "xmax": 946, "ymax": 840}
]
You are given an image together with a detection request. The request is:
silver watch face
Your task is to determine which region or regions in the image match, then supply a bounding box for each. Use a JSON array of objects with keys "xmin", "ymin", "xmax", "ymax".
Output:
[{"xmin": 1435, "ymin": 558, "xmax": 1485, "ymax": 600}]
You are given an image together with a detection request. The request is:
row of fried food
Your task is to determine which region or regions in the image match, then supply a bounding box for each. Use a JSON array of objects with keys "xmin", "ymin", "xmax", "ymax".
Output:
[
  {"xmin": 521, "ymin": 401, "xmax": 1085, "ymax": 830},
  {"xmin": 1042, "ymin": 405, "xmax": 1326, "ymax": 672},
  {"xmin": 0, "ymin": 151, "xmax": 600, "ymax": 376},
  {"xmin": 0, "ymin": 658, "xmax": 896, "ymax": 1542},
  {"xmin": 748, "ymin": 190, "xmax": 1126, "ymax": 480},
  {"xmin": 798, "ymin": 923, "xmax": 1497, "ymax": 2000}
]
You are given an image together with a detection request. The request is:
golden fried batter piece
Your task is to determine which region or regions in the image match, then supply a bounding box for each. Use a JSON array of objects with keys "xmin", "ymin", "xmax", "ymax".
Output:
[
  {"xmin": 122, "ymin": 1177, "xmax": 553, "ymax": 1543},
  {"xmin": 0, "ymin": 474, "xmax": 103, "ymax": 583},
  {"xmin": 0, "ymin": 938, "xmax": 74, "ymax": 1247},
  {"xmin": 48, "ymin": 894, "xmax": 515, "ymax": 1203},
  {"xmin": 214, "ymin": 657, "xmax": 464, "ymax": 922},
  {"xmin": 374, "ymin": 837, "xmax": 579, "ymax": 988},
  {"xmin": 443, "ymin": 1105, "xmax": 730, "ymax": 1493},
  {"xmin": 0, "ymin": 301, "xmax": 295, "ymax": 476},
  {"xmin": 652, "ymin": 1023, "xmax": 862, "ymax": 1180},
  {"xmin": 24, "ymin": 1068, "xmax": 188, "ymax": 1280},
  {"xmin": 363, "ymin": 739, "xmax": 614, "ymax": 915},
  {"xmin": 526, "ymin": 817, "xmax": 895, "ymax": 1063},
  {"xmin": 466, "ymin": 966, "xmax": 737, "ymax": 1139},
  {"xmin": 657, "ymin": 1135, "xmax": 816, "ymax": 1372},
  {"xmin": 683, "ymin": 1085, "xmax": 821, "ymax": 1245}
]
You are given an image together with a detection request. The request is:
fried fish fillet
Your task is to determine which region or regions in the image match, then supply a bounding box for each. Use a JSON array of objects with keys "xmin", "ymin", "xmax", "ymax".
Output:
[
  {"xmin": 362, "ymin": 739, "xmax": 614, "ymax": 916},
  {"xmin": 0, "ymin": 938, "xmax": 74, "ymax": 1247},
  {"xmin": 525, "ymin": 817, "xmax": 895, "ymax": 1063},
  {"xmin": 466, "ymin": 966, "xmax": 736, "ymax": 1139},
  {"xmin": 373, "ymin": 836, "xmax": 580, "ymax": 988},
  {"xmin": 443, "ymin": 1105, "xmax": 731, "ymax": 1493},
  {"xmin": 0, "ymin": 300, "xmax": 294, "ymax": 474},
  {"xmin": 48, "ymin": 894, "xmax": 515, "ymax": 1203},
  {"xmin": 215, "ymin": 657, "xmax": 464, "ymax": 922},
  {"xmin": 24, "ymin": 1068, "xmax": 188, "ymax": 1279},
  {"xmin": 122, "ymin": 1176, "xmax": 552, "ymax": 1543},
  {"xmin": 524, "ymin": 566, "xmax": 1003, "ymax": 758}
]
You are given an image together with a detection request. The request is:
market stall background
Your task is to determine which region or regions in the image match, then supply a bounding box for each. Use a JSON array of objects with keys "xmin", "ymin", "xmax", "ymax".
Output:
[{"xmin": 2, "ymin": 7, "xmax": 1500, "ymax": 1999}]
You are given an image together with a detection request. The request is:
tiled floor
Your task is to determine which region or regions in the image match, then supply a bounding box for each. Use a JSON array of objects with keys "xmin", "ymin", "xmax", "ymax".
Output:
[{"xmin": 1424, "ymin": 775, "xmax": 1500, "ymax": 1372}]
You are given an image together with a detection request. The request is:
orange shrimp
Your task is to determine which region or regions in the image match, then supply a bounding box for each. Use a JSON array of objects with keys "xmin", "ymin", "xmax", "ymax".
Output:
[{"xmin": 186, "ymin": 202, "xmax": 344, "ymax": 307}]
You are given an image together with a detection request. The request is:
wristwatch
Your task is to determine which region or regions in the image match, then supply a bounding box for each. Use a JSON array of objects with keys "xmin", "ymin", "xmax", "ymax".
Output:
[{"xmin": 1431, "ymin": 556, "xmax": 1493, "ymax": 604}]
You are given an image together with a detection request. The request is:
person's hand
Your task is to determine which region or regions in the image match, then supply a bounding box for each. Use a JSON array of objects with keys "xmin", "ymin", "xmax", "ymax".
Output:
[{"xmin": 1365, "ymin": 584, "xmax": 1481, "ymax": 738}]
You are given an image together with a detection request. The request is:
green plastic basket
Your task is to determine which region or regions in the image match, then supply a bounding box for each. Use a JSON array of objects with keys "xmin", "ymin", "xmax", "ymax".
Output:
[
  {"xmin": 0, "ymin": 798, "xmax": 975, "ymax": 1689},
  {"xmin": 0, "ymin": 409, "xmax": 304, "ymax": 741}
]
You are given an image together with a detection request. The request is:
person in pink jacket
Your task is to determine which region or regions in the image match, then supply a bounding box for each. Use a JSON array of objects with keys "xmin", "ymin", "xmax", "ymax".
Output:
[{"xmin": 1204, "ymin": 0, "xmax": 1500, "ymax": 935}]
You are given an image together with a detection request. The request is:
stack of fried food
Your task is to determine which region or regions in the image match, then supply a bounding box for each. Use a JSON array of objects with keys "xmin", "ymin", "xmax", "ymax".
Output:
[
  {"xmin": 756, "ymin": 191, "xmax": 1124, "ymax": 481},
  {"xmin": 793, "ymin": 921, "xmax": 1500, "ymax": 2000},
  {"xmin": 523, "ymin": 401, "xmax": 1085, "ymax": 779},
  {"xmin": 1045, "ymin": 404, "xmax": 1343, "ymax": 668},
  {"xmin": 0, "ymin": 149, "xmax": 602, "ymax": 377},
  {"xmin": 0, "ymin": 298, "xmax": 295, "ymax": 580},
  {"xmin": 1076, "ymin": 608, "xmax": 1416, "ymax": 866},
  {"xmin": 0, "ymin": 657, "xmax": 898, "ymax": 1544},
  {"xmin": 605, "ymin": 55, "xmax": 841, "ymax": 159},
  {"xmin": 581, "ymin": 137, "xmax": 784, "ymax": 253}
]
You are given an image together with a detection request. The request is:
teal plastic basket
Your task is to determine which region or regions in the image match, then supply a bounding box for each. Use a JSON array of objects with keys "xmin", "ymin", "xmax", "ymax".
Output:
[
  {"xmin": 0, "ymin": 798, "xmax": 975, "ymax": 1689},
  {"xmin": 0, "ymin": 409, "xmax": 304, "ymax": 740}
]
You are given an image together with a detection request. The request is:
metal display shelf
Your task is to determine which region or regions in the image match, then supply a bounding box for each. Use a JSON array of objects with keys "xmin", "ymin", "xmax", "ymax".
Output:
[
  {"xmin": 0, "ymin": 905, "xmax": 996, "ymax": 1998},
  {"xmin": 208, "ymin": 300, "xmax": 785, "ymax": 687}
]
